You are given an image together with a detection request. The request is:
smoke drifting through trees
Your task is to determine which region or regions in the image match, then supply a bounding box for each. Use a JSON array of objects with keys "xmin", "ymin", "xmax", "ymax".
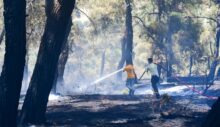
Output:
[
  {"xmin": 0, "ymin": 0, "xmax": 219, "ymax": 126},
  {"xmin": 12, "ymin": 0, "xmax": 220, "ymax": 96}
]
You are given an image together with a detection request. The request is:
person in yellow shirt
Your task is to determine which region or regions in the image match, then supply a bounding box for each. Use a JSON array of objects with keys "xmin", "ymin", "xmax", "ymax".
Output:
[{"xmin": 123, "ymin": 64, "xmax": 135, "ymax": 96}]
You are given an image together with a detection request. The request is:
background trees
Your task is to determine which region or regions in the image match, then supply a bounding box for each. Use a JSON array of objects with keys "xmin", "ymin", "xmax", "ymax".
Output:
[
  {"xmin": 0, "ymin": 0, "xmax": 219, "ymax": 125},
  {"xmin": 0, "ymin": 0, "xmax": 215, "ymax": 94},
  {"xmin": 0, "ymin": 0, "xmax": 218, "ymax": 94}
]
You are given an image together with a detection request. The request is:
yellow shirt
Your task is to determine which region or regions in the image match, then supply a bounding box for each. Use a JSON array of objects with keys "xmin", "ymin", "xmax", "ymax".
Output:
[{"xmin": 124, "ymin": 65, "xmax": 135, "ymax": 78}]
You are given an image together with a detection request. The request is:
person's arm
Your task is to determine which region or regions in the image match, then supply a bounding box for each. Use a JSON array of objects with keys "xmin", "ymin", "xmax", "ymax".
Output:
[
  {"xmin": 145, "ymin": 64, "xmax": 149, "ymax": 72},
  {"xmin": 123, "ymin": 66, "xmax": 127, "ymax": 72}
]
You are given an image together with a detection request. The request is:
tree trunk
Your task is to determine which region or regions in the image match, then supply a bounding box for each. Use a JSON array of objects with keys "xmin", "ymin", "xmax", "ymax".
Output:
[
  {"xmin": 208, "ymin": 57, "xmax": 211, "ymax": 69},
  {"xmin": 0, "ymin": 27, "xmax": 5, "ymax": 45},
  {"xmin": 124, "ymin": 0, "xmax": 139, "ymax": 83},
  {"xmin": 208, "ymin": 13, "xmax": 220, "ymax": 83},
  {"xmin": 100, "ymin": 50, "xmax": 106, "ymax": 77},
  {"xmin": 208, "ymin": 60, "xmax": 218, "ymax": 84},
  {"xmin": 52, "ymin": 42, "xmax": 70, "ymax": 94},
  {"xmin": 0, "ymin": 0, "xmax": 26, "ymax": 127},
  {"xmin": 156, "ymin": 0, "xmax": 165, "ymax": 20},
  {"xmin": 203, "ymin": 97, "xmax": 220, "ymax": 127},
  {"xmin": 52, "ymin": 20, "xmax": 72, "ymax": 94},
  {"xmin": 166, "ymin": 32, "xmax": 173, "ymax": 77},
  {"xmin": 215, "ymin": 15, "xmax": 220, "ymax": 58},
  {"xmin": 20, "ymin": 0, "xmax": 75, "ymax": 124},
  {"xmin": 116, "ymin": 0, "xmax": 134, "ymax": 81},
  {"xmin": 189, "ymin": 55, "xmax": 193, "ymax": 77},
  {"xmin": 125, "ymin": 0, "xmax": 133, "ymax": 65},
  {"xmin": 117, "ymin": 37, "xmax": 126, "ymax": 81}
]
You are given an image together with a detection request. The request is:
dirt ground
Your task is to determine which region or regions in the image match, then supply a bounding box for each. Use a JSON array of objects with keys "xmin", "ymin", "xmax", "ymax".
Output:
[{"xmin": 44, "ymin": 94, "xmax": 213, "ymax": 127}]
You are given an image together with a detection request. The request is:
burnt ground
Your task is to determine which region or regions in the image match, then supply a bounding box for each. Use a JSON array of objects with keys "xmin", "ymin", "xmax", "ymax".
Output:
[{"xmin": 44, "ymin": 94, "xmax": 212, "ymax": 127}]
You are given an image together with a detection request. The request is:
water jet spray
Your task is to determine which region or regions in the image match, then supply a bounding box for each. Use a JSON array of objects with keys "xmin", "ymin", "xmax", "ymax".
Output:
[{"xmin": 91, "ymin": 68, "xmax": 124, "ymax": 85}]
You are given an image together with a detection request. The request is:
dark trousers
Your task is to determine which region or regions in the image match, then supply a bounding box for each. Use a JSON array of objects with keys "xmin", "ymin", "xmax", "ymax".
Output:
[
  {"xmin": 126, "ymin": 78, "xmax": 135, "ymax": 96},
  {"xmin": 151, "ymin": 75, "xmax": 160, "ymax": 99}
]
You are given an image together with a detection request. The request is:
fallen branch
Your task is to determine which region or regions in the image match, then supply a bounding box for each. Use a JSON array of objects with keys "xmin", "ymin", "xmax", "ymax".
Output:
[
  {"xmin": 75, "ymin": 7, "xmax": 98, "ymax": 34},
  {"xmin": 184, "ymin": 16, "xmax": 217, "ymax": 23}
]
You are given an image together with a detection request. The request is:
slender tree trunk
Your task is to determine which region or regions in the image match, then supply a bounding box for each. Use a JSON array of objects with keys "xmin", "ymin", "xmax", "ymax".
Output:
[
  {"xmin": 215, "ymin": 18, "xmax": 220, "ymax": 58},
  {"xmin": 165, "ymin": 53, "xmax": 169, "ymax": 76},
  {"xmin": 0, "ymin": 27, "xmax": 5, "ymax": 45},
  {"xmin": 189, "ymin": 55, "xmax": 193, "ymax": 77},
  {"xmin": 58, "ymin": 42, "xmax": 69, "ymax": 85},
  {"xmin": 23, "ymin": 64, "xmax": 29, "ymax": 92},
  {"xmin": 125, "ymin": 0, "xmax": 133, "ymax": 65},
  {"xmin": 156, "ymin": 0, "xmax": 165, "ymax": 20},
  {"xmin": 166, "ymin": 22, "xmax": 174, "ymax": 77},
  {"xmin": 117, "ymin": 37, "xmax": 126, "ymax": 80},
  {"xmin": 208, "ymin": 57, "xmax": 211, "ymax": 69},
  {"xmin": 52, "ymin": 20, "xmax": 72, "ymax": 94},
  {"xmin": 0, "ymin": 0, "xmax": 26, "ymax": 127},
  {"xmin": 124, "ymin": 0, "xmax": 139, "ymax": 83},
  {"xmin": 100, "ymin": 50, "xmax": 106, "ymax": 77},
  {"xmin": 208, "ymin": 13, "xmax": 220, "ymax": 83},
  {"xmin": 20, "ymin": 0, "xmax": 75, "ymax": 124},
  {"xmin": 116, "ymin": 0, "xmax": 134, "ymax": 81},
  {"xmin": 52, "ymin": 42, "xmax": 70, "ymax": 94}
]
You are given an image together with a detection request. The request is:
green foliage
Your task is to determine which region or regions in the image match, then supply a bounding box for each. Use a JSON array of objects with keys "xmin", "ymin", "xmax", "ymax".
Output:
[
  {"xmin": 0, "ymin": 0, "xmax": 218, "ymax": 82},
  {"xmin": 178, "ymin": 19, "xmax": 201, "ymax": 52},
  {"xmin": 149, "ymin": 21, "xmax": 168, "ymax": 37}
]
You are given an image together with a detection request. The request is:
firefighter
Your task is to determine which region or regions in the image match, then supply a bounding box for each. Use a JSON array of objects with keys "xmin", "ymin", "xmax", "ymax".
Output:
[{"xmin": 123, "ymin": 64, "xmax": 135, "ymax": 96}]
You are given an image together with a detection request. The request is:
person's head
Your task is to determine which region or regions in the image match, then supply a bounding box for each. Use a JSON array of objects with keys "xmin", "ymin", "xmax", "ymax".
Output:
[{"xmin": 148, "ymin": 58, "xmax": 153, "ymax": 64}]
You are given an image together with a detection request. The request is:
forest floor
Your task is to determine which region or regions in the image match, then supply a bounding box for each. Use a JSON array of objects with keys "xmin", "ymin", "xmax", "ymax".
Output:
[
  {"xmin": 20, "ymin": 81, "xmax": 220, "ymax": 127},
  {"xmin": 45, "ymin": 94, "xmax": 214, "ymax": 127}
]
